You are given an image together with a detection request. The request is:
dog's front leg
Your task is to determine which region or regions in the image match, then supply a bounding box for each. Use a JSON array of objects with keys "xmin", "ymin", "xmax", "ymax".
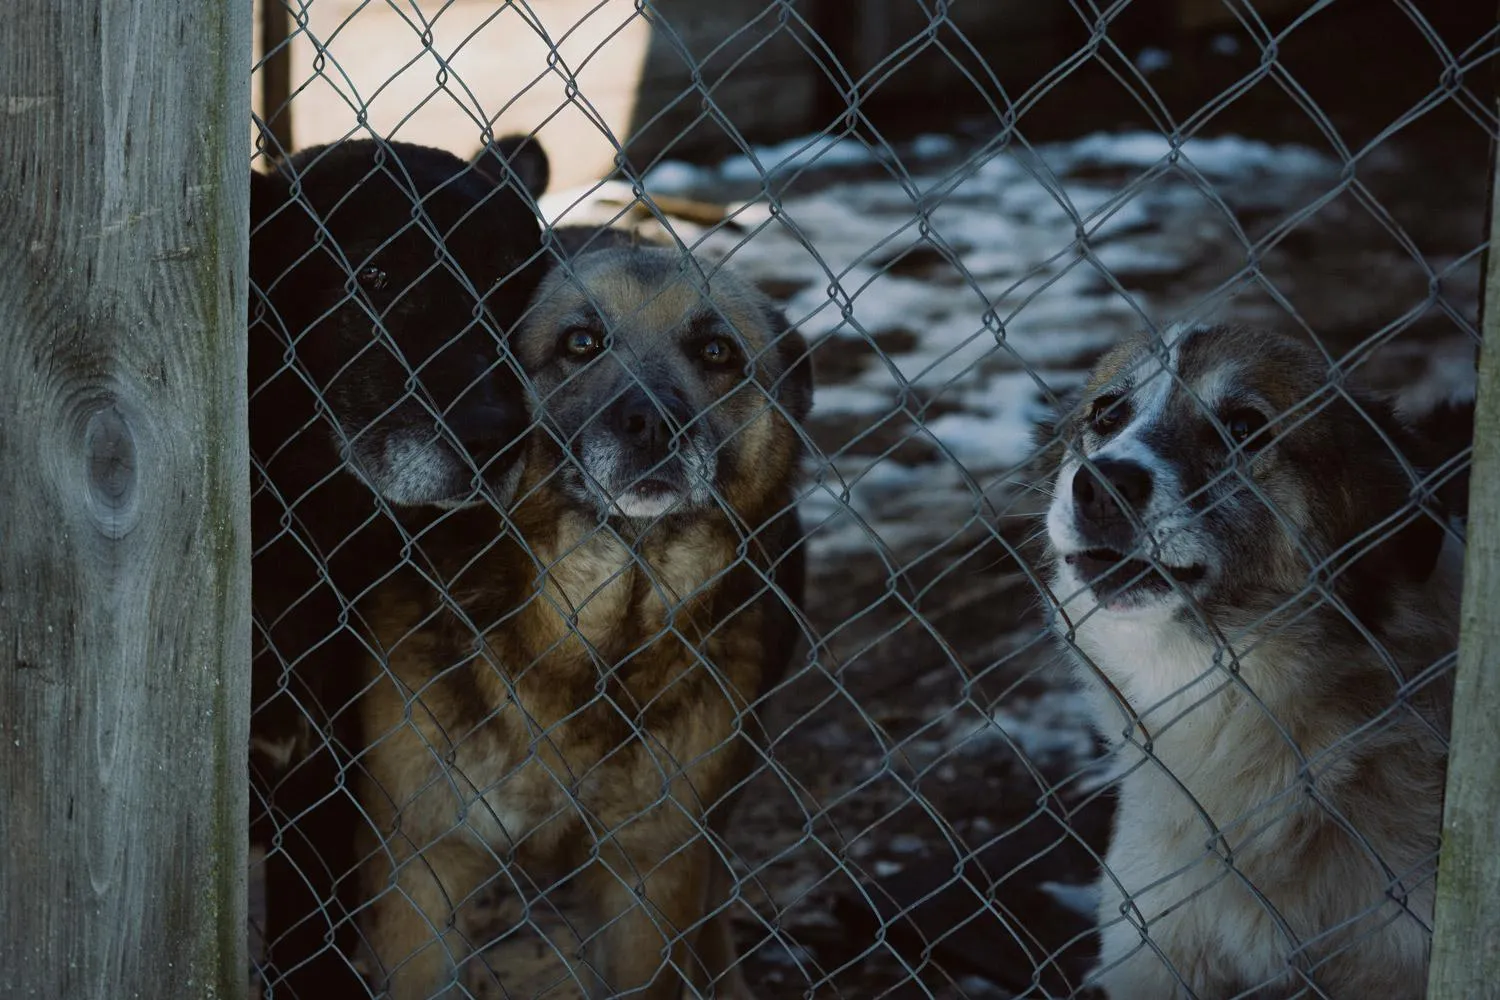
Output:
[
  {"xmin": 580, "ymin": 830, "xmax": 720, "ymax": 999},
  {"xmin": 360, "ymin": 835, "xmax": 490, "ymax": 1000},
  {"xmin": 688, "ymin": 862, "xmax": 756, "ymax": 1000}
]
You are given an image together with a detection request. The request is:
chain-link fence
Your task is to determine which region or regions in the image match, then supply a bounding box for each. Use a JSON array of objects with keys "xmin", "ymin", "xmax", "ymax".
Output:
[{"xmin": 246, "ymin": 2, "xmax": 1494, "ymax": 997}]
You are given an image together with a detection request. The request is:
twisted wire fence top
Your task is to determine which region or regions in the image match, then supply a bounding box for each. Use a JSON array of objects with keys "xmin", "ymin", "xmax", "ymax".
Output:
[{"xmin": 247, "ymin": 2, "xmax": 1494, "ymax": 997}]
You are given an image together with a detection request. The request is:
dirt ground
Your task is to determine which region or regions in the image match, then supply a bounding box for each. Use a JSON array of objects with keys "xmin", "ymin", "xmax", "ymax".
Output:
[{"xmin": 251, "ymin": 3, "xmax": 1491, "ymax": 997}]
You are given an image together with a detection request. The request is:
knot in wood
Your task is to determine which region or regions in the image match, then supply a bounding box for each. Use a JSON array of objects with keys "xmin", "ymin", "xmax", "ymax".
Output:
[{"xmin": 83, "ymin": 403, "xmax": 139, "ymax": 538}]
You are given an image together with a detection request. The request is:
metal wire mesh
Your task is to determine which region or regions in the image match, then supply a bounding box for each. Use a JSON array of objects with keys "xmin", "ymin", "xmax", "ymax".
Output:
[{"xmin": 248, "ymin": 1, "xmax": 1494, "ymax": 997}]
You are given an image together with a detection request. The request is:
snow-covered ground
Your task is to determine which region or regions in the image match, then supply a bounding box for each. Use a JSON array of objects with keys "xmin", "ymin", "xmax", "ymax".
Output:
[{"xmin": 486, "ymin": 126, "xmax": 1480, "ymax": 998}]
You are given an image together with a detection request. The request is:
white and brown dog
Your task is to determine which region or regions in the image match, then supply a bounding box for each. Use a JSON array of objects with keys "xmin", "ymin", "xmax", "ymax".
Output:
[{"xmin": 1041, "ymin": 325, "xmax": 1464, "ymax": 999}]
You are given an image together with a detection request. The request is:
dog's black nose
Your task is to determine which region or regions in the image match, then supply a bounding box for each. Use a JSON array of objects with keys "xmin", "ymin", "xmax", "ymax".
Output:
[
  {"xmin": 1073, "ymin": 457, "xmax": 1152, "ymax": 524},
  {"xmin": 610, "ymin": 389, "xmax": 688, "ymax": 456}
]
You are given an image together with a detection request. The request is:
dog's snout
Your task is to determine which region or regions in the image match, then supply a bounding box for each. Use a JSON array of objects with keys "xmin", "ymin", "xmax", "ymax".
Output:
[
  {"xmin": 610, "ymin": 389, "xmax": 689, "ymax": 456},
  {"xmin": 1073, "ymin": 458, "xmax": 1152, "ymax": 524},
  {"xmin": 616, "ymin": 394, "xmax": 668, "ymax": 451}
]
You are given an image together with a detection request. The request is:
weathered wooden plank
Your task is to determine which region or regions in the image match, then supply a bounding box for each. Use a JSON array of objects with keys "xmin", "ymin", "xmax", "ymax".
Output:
[
  {"xmin": 1427, "ymin": 102, "xmax": 1500, "ymax": 1000},
  {"xmin": 0, "ymin": 3, "xmax": 252, "ymax": 998}
]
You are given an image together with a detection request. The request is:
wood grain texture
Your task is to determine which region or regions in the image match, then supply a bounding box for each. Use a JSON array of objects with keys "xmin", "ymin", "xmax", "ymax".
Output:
[
  {"xmin": 1428, "ymin": 103, "xmax": 1500, "ymax": 1000},
  {"xmin": 0, "ymin": 3, "xmax": 252, "ymax": 998}
]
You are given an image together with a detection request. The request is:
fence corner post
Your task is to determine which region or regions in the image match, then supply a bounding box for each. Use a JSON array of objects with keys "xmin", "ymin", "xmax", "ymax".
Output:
[{"xmin": 1427, "ymin": 99, "xmax": 1500, "ymax": 1000}]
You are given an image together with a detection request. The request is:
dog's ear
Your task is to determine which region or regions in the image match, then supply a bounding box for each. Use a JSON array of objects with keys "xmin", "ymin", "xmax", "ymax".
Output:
[
  {"xmin": 1372, "ymin": 508, "xmax": 1445, "ymax": 583},
  {"xmin": 1341, "ymin": 499, "xmax": 1445, "ymax": 627},
  {"xmin": 764, "ymin": 306, "xmax": 813, "ymax": 425},
  {"xmin": 1348, "ymin": 394, "xmax": 1448, "ymax": 586},
  {"xmin": 250, "ymin": 167, "xmax": 291, "ymax": 229},
  {"xmin": 472, "ymin": 134, "xmax": 550, "ymax": 202},
  {"xmin": 1402, "ymin": 394, "xmax": 1475, "ymax": 522}
]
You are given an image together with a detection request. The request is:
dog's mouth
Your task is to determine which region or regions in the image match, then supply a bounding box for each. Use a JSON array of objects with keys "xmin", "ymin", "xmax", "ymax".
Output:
[
  {"xmin": 610, "ymin": 476, "xmax": 687, "ymax": 519},
  {"xmin": 567, "ymin": 429, "xmax": 718, "ymax": 521},
  {"xmin": 1064, "ymin": 547, "xmax": 1206, "ymax": 610}
]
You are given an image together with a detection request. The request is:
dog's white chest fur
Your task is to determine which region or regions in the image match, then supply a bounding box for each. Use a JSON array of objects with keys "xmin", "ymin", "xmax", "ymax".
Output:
[
  {"xmin": 1064, "ymin": 606, "xmax": 1229, "ymax": 742},
  {"xmin": 1061, "ymin": 609, "xmax": 1439, "ymax": 998}
]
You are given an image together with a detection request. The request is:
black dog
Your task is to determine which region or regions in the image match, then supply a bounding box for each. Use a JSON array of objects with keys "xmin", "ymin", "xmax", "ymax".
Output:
[{"xmin": 248, "ymin": 136, "xmax": 545, "ymax": 998}]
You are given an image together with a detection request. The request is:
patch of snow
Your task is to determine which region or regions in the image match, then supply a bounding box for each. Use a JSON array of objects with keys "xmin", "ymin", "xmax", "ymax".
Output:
[
  {"xmin": 799, "ymin": 461, "xmax": 931, "ymax": 527},
  {"xmin": 924, "ymin": 410, "xmax": 1037, "ymax": 470},
  {"xmin": 720, "ymin": 133, "xmax": 883, "ymax": 182},
  {"xmin": 923, "ymin": 370, "xmax": 1087, "ymax": 473},
  {"xmin": 974, "ymin": 153, "xmax": 1027, "ymax": 187},
  {"xmin": 1211, "ymin": 33, "xmax": 1242, "ymax": 56},
  {"xmin": 910, "ymin": 133, "xmax": 959, "ymax": 160},
  {"xmin": 840, "ymin": 457, "xmax": 938, "ymax": 494},
  {"xmin": 641, "ymin": 159, "xmax": 708, "ymax": 194},
  {"xmin": 800, "ymin": 459, "xmax": 979, "ymax": 558},
  {"xmin": 809, "ymin": 383, "xmax": 899, "ymax": 415},
  {"xmin": 1042, "ymin": 131, "xmax": 1335, "ymax": 181},
  {"xmin": 642, "ymin": 132, "xmax": 904, "ymax": 191},
  {"xmin": 784, "ymin": 268, "xmax": 940, "ymax": 341},
  {"xmin": 991, "ymin": 690, "xmax": 1097, "ymax": 764},
  {"xmin": 922, "ymin": 372, "xmax": 1061, "ymax": 471},
  {"xmin": 888, "ymin": 833, "xmax": 927, "ymax": 855},
  {"xmin": 1389, "ymin": 339, "xmax": 1479, "ymax": 415},
  {"xmin": 950, "ymin": 689, "xmax": 1097, "ymax": 767},
  {"xmin": 1091, "ymin": 243, "xmax": 1189, "ymax": 276},
  {"xmin": 1135, "ymin": 47, "xmax": 1172, "ymax": 74}
]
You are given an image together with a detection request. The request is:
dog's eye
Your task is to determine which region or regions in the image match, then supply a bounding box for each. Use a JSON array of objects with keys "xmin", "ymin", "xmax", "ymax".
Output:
[
  {"xmin": 561, "ymin": 327, "xmax": 602, "ymax": 359},
  {"xmin": 1088, "ymin": 393, "xmax": 1130, "ymax": 435},
  {"xmin": 1226, "ymin": 407, "xmax": 1269, "ymax": 447},
  {"xmin": 698, "ymin": 337, "xmax": 737, "ymax": 366},
  {"xmin": 357, "ymin": 265, "xmax": 389, "ymax": 292}
]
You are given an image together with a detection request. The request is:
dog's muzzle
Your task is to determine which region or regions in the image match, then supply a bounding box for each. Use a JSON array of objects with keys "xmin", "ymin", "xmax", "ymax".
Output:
[
  {"xmin": 1063, "ymin": 457, "xmax": 1206, "ymax": 605},
  {"xmin": 1071, "ymin": 457, "xmax": 1151, "ymax": 550},
  {"xmin": 561, "ymin": 384, "xmax": 719, "ymax": 520},
  {"xmin": 604, "ymin": 386, "xmax": 694, "ymax": 487},
  {"xmin": 343, "ymin": 382, "xmax": 527, "ymax": 508}
]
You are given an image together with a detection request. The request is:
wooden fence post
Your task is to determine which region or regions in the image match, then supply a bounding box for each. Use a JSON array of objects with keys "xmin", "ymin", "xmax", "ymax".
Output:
[
  {"xmin": 1427, "ymin": 105, "xmax": 1500, "ymax": 999},
  {"xmin": 0, "ymin": 3, "xmax": 252, "ymax": 998}
]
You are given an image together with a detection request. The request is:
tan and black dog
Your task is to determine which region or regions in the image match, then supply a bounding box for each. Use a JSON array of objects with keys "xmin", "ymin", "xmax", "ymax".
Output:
[
  {"xmin": 1040, "ymin": 324, "xmax": 1463, "ymax": 998},
  {"xmin": 353, "ymin": 247, "xmax": 812, "ymax": 998}
]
